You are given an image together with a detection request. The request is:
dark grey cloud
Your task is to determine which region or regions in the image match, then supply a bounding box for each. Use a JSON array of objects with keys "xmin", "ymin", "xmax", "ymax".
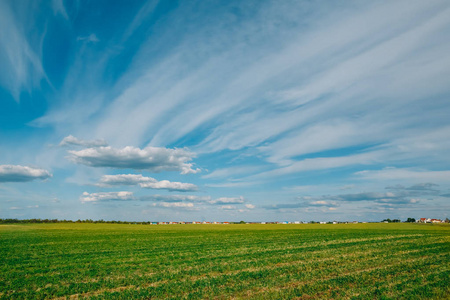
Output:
[
  {"xmin": 386, "ymin": 183, "xmax": 439, "ymax": 191},
  {"xmin": 406, "ymin": 183, "xmax": 439, "ymax": 191},
  {"xmin": 265, "ymin": 186, "xmax": 433, "ymax": 211},
  {"xmin": 334, "ymin": 192, "xmax": 394, "ymax": 202},
  {"xmin": 68, "ymin": 146, "xmax": 200, "ymax": 174},
  {"xmin": 0, "ymin": 165, "xmax": 52, "ymax": 182},
  {"xmin": 385, "ymin": 183, "xmax": 441, "ymax": 198},
  {"xmin": 385, "ymin": 184, "xmax": 406, "ymax": 190},
  {"xmin": 332, "ymin": 191, "xmax": 422, "ymax": 205}
]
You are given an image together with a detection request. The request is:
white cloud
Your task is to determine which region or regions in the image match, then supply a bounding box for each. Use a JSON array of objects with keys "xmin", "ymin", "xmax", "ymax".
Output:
[
  {"xmin": 67, "ymin": 146, "xmax": 200, "ymax": 174},
  {"xmin": 245, "ymin": 204, "xmax": 255, "ymax": 209},
  {"xmin": 139, "ymin": 180, "xmax": 198, "ymax": 192},
  {"xmin": 210, "ymin": 196, "xmax": 245, "ymax": 204},
  {"xmin": 98, "ymin": 174, "xmax": 155, "ymax": 186},
  {"xmin": 220, "ymin": 205, "xmax": 236, "ymax": 210},
  {"xmin": 59, "ymin": 135, "xmax": 108, "ymax": 147},
  {"xmin": 97, "ymin": 174, "xmax": 198, "ymax": 192},
  {"xmin": 153, "ymin": 202, "xmax": 194, "ymax": 208},
  {"xmin": 140, "ymin": 194, "xmax": 211, "ymax": 202},
  {"xmin": 0, "ymin": 165, "xmax": 52, "ymax": 182},
  {"xmin": 77, "ymin": 34, "xmax": 99, "ymax": 43},
  {"xmin": 80, "ymin": 191, "xmax": 134, "ymax": 203}
]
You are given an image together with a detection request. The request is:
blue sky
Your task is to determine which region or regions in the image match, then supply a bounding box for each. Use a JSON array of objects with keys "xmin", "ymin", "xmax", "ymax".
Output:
[{"xmin": 1, "ymin": 0, "xmax": 450, "ymax": 222}]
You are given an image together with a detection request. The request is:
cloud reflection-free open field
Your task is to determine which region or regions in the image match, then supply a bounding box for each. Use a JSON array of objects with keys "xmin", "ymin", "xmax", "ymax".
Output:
[{"xmin": 1, "ymin": 223, "xmax": 448, "ymax": 299}]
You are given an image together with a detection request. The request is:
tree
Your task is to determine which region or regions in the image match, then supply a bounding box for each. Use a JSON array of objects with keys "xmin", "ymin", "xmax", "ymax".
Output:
[{"xmin": 406, "ymin": 218, "xmax": 416, "ymax": 223}]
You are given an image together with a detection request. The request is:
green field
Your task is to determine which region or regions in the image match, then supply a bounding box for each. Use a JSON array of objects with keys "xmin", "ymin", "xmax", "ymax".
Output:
[{"xmin": 1, "ymin": 223, "xmax": 449, "ymax": 299}]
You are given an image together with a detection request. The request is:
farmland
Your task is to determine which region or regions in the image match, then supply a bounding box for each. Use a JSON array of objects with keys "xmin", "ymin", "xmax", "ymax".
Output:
[{"xmin": 1, "ymin": 223, "xmax": 449, "ymax": 299}]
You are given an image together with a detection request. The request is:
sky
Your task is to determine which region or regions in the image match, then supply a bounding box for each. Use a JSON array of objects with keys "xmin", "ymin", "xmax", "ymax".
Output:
[{"xmin": 1, "ymin": 0, "xmax": 450, "ymax": 222}]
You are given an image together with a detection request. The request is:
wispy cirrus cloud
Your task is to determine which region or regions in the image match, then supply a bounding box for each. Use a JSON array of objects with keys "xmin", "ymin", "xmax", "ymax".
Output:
[
  {"xmin": 51, "ymin": 0, "xmax": 68, "ymax": 19},
  {"xmin": 0, "ymin": 165, "xmax": 52, "ymax": 182},
  {"xmin": 0, "ymin": 1, "xmax": 46, "ymax": 102}
]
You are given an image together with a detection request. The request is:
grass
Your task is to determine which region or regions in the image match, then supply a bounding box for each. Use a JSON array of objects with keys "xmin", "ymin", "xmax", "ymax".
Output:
[{"xmin": 1, "ymin": 223, "xmax": 449, "ymax": 299}]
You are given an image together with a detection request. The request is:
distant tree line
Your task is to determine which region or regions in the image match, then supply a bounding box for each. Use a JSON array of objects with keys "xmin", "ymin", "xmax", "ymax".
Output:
[
  {"xmin": 381, "ymin": 219, "xmax": 401, "ymax": 223},
  {"xmin": 0, "ymin": 218, "xmax": 155, "ymax": 224}
]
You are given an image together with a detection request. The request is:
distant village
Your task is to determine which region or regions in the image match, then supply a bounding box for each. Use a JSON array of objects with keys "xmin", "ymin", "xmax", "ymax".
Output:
[
  {"xmin": 416, "ymin": 218, "xmax": 447, "ymax": 224},
  {"xmin": 147, "ymin": 218, "xmax": 449, "ymax": 225}
]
